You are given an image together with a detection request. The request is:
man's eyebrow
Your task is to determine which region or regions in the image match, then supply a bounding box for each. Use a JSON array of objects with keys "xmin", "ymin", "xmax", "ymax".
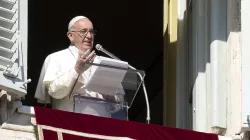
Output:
[
  {"xmin": 80, "ymin": 28, "xmax": 93, "ymax": 31},
  {"xmin": 79, "ymin": 29, "xmax": 87, "ymax": 31}
]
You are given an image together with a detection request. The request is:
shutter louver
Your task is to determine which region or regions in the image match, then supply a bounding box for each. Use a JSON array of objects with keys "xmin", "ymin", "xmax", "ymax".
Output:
[{"xmin": 0, "ymin": 0, "xmax": 29, "ymax": 98}]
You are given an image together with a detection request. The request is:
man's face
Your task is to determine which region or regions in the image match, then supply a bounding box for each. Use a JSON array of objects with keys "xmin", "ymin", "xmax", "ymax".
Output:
[{"xmin": 67, "ymin": 18, "xmax": 95, "ymax": 52}]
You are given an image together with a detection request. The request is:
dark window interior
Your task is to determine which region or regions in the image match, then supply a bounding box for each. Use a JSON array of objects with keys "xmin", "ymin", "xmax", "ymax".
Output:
[{"xmin": 25, "ymin": 0, "xmax": 163, "ymax": 125}]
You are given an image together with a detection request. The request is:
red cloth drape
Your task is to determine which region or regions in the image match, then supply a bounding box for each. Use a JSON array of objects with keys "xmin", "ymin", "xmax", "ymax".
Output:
[{"xmin": 34, "ymin": 106, "xmax": 218, "ymax": 140}]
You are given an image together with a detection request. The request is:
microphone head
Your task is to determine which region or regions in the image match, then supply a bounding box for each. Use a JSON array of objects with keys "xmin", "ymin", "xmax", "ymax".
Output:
[{"xmin": 95, "ymin": 44, "xmax": 103, "ymax": 51}]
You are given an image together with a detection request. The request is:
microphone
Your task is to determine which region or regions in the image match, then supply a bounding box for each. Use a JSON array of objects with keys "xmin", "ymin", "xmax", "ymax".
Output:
[
  {"xmin": 95, "ymin": 44, "xmax": 121, "ymax": 60},
  {"xmin": 95, "ymin": 44, "xmax": 151, "ymax": 124},
  {"xmin": 95, "ymin": 44, "xmax": 136, "ymax": 70}
]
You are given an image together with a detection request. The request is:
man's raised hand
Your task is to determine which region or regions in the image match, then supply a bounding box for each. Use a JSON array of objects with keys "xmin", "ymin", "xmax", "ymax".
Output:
[{"xmin": 75, "ymin": 49, "xmax": 96, "ymax": 74}]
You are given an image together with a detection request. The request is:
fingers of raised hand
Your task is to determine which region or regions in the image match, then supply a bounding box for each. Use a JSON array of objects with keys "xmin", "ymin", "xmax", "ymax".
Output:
[
  {"xmin": 80, "ymin": 49, "xmax": 91, "ymax": 59},
  {"xmin": 85, "ymin": 50, "xmax": 96, "ymax": 62}
]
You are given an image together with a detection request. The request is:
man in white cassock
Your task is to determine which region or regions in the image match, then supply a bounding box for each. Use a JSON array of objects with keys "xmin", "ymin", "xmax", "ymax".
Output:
[{"xmin": 34, "ymin": 16, "xmax": 113, "ymax": 118}]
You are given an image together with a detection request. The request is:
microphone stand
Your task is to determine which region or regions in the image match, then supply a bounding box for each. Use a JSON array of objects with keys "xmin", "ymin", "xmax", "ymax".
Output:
[
  {"xmin": 128, "ymin": 65, "xmax": 151, "ymax": 124},
  {"xmin": 96, "ymin": 45, "xmax": 151, "ymax": 124}
]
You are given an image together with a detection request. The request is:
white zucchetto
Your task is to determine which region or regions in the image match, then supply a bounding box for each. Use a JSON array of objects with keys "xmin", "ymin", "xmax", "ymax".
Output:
[{"xmin": 68, "ymin": 16, "xmax": 87, "ymax": 30}]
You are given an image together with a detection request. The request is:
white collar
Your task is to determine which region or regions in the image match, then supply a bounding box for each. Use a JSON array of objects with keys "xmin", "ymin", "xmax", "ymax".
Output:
[{"xmin": 68, "ymin": 45, "xmax": 79, "ymax": 59}]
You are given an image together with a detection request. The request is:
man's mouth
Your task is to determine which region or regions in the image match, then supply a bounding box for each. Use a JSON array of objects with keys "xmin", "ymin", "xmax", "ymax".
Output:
[{"xmin": 83, "ymin": 41, "xmax": 92, "ymax": 46}]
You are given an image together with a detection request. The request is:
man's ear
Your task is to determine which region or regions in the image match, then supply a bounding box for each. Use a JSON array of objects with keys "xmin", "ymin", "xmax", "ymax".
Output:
[{"xmin": 67, "ymin": 31, "xmax": 73, "ymax": 42}]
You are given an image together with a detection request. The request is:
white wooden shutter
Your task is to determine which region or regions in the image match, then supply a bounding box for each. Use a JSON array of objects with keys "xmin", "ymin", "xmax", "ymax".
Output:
[{"xmin": 0, "ymin": 0, "xmax": 29, "ymax": 98}]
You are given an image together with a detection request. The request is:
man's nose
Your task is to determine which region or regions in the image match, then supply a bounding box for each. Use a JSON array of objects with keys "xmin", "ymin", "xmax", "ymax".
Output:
[{"xmin": 86, "ymin": 31, "xmax": 92, "ymax": 38}]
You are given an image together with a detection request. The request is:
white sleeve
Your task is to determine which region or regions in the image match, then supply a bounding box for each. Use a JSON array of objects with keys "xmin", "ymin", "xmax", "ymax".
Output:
[
  {"xmin": 43, "ymin": 55, "xmax": 80, "ymax": 99},
  {"xmin": 34, "ymin": 56, "xmax": 51, "ymax": 104},
  {"xmin": 48, "ymin": 68, "xmax": 79, "ymax": 99}
]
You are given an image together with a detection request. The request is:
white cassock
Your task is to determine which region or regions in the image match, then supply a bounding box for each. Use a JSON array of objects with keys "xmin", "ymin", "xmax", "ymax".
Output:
[{"xmin": 34, "ymin": 45, "xmax": 111, "ymax": 118}]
